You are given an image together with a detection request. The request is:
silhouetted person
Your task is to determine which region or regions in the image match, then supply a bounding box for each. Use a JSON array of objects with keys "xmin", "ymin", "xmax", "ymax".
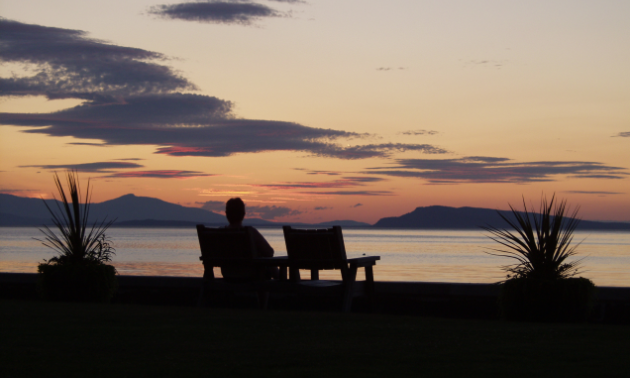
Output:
[{"xmin": 222, "ymin": 198, "xmax": 278, "ymax": 280}]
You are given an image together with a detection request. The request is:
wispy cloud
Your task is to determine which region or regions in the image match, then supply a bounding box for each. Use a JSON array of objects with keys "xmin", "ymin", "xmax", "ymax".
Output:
[
  {"xmin": 461, "ymin": 59, "xmax": 506, "ymax": 69},
  {"xmin": 301, "ymin": 191, "xmax": 393, "ymax": 196},
  {"xmin": 295, "ymin": 169, "xmax": 341, "ymax": 176},
  {"xmin": 256, "ymin": 176, "xmax": 385, "ymax": 190},
  {"xmin": 199, "ymin": 200, "xmax": 225, "ymax": 212},
  {"xmin": 314, "ymin": 206, "xmax": 330, "ymax": 210},
  {"xmin": 376, "ymin": 67, "xmax": 407, "ymax": 71},
  {"xmin": 366, "ymin": 156, "xmax": 629, "ymax": 184},
  {"xmin": 247, "ymin": 205, "xmax": 302, "ymax": 219},
  {"xmin": 19, "ymin": 161, "xmax": 143, "ymax": 172},
  {"xmin": 199, "ymin": 199, "xmax": 301, "ymax": 219},
  {"xmin": 67, "ymin": 143, "xmax": 109, "ymax": 147},
  {"xmin": 614, "ymin": 131, "xmax": 630, "ymax": 137},
  {"xmin": 102, "ymin": 170, "xmax": 213, "ymax": 179},
  {"xmin": 564, "ymin": 191, "xmax": 624, "ymax": 195},
  {"xmin": 400, "ymin": 130, "xmax": 438, "ymax": 136},
  {"xmin": 351, "ymin": 203, "xmax": 363, "ymax": 207}
]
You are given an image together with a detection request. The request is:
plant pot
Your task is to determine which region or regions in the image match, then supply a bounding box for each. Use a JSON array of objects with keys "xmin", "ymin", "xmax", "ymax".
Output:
[
  {"xmin": 37, "ymin": 263, "xmax": 118, "ymax": 303},
  {"xmin": 499, "ymin": 277, "xmax": 596, "ymax": 322}
]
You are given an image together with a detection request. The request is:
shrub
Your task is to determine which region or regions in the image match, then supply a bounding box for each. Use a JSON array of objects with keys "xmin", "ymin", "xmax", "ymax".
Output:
[
  {"xmin": 484, "ymin": 194, "xmax": 595, "ymax": 321},
  {"xmin": 37, "ymin": 171, "xmax": 117, "ymax": 302}
]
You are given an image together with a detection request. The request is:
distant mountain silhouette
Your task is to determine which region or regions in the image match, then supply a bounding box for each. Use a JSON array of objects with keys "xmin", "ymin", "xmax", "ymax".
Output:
[
  {"xmin": 373, "ymin": 205, "xmax": 630, "ymax": 231},
  {"xmin": 0, "ymin": 193, "xmax": 371, "ymax": 228},
  {"xmin": 2, "ymin": 194, "xmax": 626, "ymax": 230},
  {"xmin": 0, "ymin": 193, "xmax": 225, "ymax": 226}
]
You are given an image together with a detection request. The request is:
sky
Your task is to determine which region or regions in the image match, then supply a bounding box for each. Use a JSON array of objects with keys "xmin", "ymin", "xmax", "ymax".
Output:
[{"xmin": 1, "ymin": 0, "xmax": 629, "ymax": 224}]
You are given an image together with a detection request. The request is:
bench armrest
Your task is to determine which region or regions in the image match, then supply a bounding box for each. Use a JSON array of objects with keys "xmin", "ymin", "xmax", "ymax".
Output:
[{"xmin": 347, "ymin": 256, "xmax": 380, "ymax": 267}]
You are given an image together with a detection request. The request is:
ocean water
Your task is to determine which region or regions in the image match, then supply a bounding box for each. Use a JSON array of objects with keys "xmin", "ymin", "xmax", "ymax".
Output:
[{"xmin": 1, "ymin": 227, "xmax": 629, "ymax": 286}]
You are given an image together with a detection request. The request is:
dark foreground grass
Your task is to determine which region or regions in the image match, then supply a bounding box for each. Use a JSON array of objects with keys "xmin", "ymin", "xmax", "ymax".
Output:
[{"xmin": 1, "ymin": 299, "xmax": 628, "ymax": 378}]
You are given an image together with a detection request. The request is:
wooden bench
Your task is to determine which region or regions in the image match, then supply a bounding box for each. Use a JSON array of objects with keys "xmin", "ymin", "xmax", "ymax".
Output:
[
  {"xmin": 196, "ymin": 224, "xmax": 288, "ymax": 309},
  {"xmin": 283, "ymin": 225, "xmax": 380, "ymax": 312}
]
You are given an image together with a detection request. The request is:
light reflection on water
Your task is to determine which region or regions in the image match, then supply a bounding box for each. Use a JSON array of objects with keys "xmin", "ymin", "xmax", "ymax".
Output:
[{"xmin": 1, "ymin": 227, "xmax": 629, "ymax": 286}]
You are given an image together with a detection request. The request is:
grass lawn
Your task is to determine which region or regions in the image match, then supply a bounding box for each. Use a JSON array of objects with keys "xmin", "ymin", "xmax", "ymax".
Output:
[{"xmin": 1, "ymin": 299, "xmax": 628, "ymax": 378}]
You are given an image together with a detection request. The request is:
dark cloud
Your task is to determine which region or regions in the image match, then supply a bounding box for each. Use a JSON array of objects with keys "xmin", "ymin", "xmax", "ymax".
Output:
[
  {"xmin": 614, "ymin": 132, "xmax": 630, "ymax": 137},
  {"xmin": 148, "ymin": 1, "xmax": 286, "ymax": 25},
  {"xmin": 0, "ymin": 188, "xmax": 40, "ymax": 195},
  {"xmin": 67, "ymin": 142, "xmax": 109, "ymax": 147},
  {"xmin": 102, "ymin": 170, "xmax": 213, "ymax": 179},
  {"xmin": 256, "ymin": 176, "xmax": 385, "ymax": 190},
  {"xmin": 115, "ymin": 158, "xmax": 144, "ymax": 161},
  {"xmin": 313, "ymin": 143, "xmax": 448, "ymax": 159},
  {"xmin": 314, "ymin": 206, "xmax": 330, "ymax": 210},
  {"xmin": 200, "ymin": 200, "xmax": 225, "ymax": 212},
  {"xmin": 247, "ymin": 205, "xmax": 302, "ymax": 219},
  {"xmin": 400, "ymin": 130, "xmax": 438, "ymax": 136},
  {"xmin": 569, "ymin": 174, "xmax": 625, "ymax": 179},
  {"xmin": 1, "ymin": 94, "xmax": 446, "ymax": 159},
  {"xmin": 299, "ymin": 169, "xmax": 341, "ymax": 176},
  {"xmin": 301, "ymin": 191, "xmax": 393, "ymax": 196},
  {"xmin": 19, "ymin": 161, "xmax": 143, "ymax": 173},
  {"xmin": 0, "ymin": 19, "xmax": 193, "ymax": 101},
  {"xmin": 365, "ymin": 156, "xmax": 628, "ymax": 184},
  {"xmin": 0, "ymin": 19, "xmax": 446, "ymax": 161},
  {"xmin": 564, "ymin": 191, "xmax": 624, "ymax": 195}
]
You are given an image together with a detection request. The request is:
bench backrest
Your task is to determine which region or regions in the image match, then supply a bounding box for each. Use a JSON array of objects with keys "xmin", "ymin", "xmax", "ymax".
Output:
[
  {"xmin": 282, "ymin": 226, "xmax": 347, "ymax": 269},
  {"xmin": 196, "ymin": 225, "xmax": 258, "ymax": 264}
]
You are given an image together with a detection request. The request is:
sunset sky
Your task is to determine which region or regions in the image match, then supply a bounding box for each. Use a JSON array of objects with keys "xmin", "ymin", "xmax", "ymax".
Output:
[{"xmin": 1, "ymin": 0, "xmax": 629, "ymax": 224}]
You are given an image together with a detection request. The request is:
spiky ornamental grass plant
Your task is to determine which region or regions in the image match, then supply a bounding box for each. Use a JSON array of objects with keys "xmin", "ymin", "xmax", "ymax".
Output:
[
  {"xmin": 483, "ymin": 194, "xmax": 583, "ymax": 281},
  {"xmin": 37, "ymin": 171, "xmax": 118, "ymax": 302},
  {"xmin": 38, "ymin": 171, "xmax": 116, "ymax": 265},
  {"xmin": 484, "ymin": 195, "xmax": 596, "ymax": 321}
]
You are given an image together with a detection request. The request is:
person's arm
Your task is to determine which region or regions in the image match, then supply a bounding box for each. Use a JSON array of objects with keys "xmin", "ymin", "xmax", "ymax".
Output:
[{"xmin": 251, "ymin": 227, "xmax": 274, "ymax": 257}]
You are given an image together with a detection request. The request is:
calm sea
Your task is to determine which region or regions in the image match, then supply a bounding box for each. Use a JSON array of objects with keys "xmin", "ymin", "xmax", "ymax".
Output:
[{"xmin": 1, "ymin": 227, "xmax": 629, "ymax": 286}]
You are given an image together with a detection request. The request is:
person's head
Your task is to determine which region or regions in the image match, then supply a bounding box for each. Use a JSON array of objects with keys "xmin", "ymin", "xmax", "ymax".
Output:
[{"xmin": 225, "ymin": 197, "xmax": 246, "ymax": 225}]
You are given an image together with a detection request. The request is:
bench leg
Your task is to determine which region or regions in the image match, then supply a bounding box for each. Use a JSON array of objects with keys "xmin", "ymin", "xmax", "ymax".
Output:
[
  {"xmin": 341, "ymin": 264, "xmax": 358, "ymax": 313},
  {"xmin": 290, "ymin": 267, "xmax": 301, "ymax": 282},
  {"xmin": 364, "ymin": 265, "xmax": 376, "ymax": 312}
]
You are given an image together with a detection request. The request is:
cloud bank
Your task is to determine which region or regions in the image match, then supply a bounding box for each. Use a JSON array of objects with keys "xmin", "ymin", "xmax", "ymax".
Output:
[
  {"xmin": 102, "ymin": 170, "xmax": 213, "ymax": 179},
  {"xmin": 0, "ymin": 19, "xmax": 446, "ymax": 161},
  {"xmin": 366, "ymin": 156, "xmax": 628, "ymax": 184}
]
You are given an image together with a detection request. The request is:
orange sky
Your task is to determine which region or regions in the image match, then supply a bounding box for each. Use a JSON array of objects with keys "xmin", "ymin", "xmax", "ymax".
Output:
[{"xmin": 1, "ymin": 0, "xmax": 629, "ymax": 223}]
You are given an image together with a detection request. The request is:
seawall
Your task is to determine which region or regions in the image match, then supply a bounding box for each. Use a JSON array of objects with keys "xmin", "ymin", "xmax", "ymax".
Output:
[{"xmin": 2, "ymin": 273, "xmax": 628, "ymax": 323}]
